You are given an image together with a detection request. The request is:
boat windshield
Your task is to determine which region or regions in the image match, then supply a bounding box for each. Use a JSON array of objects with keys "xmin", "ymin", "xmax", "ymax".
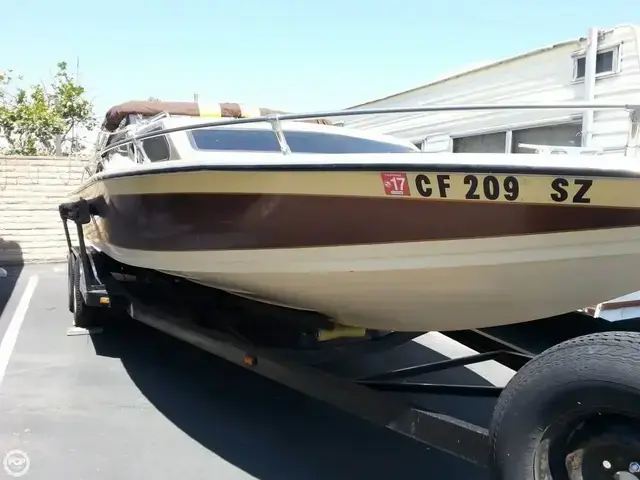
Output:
[{"xmin": 187, "ymin": 128, "xmax": 417, "ymax": 154}]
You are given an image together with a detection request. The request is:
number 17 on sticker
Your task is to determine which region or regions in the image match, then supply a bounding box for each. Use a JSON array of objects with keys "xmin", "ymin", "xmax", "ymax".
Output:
[{"xmin": 381, "ymin": 172, "xmax": 410, "ymax": 196}]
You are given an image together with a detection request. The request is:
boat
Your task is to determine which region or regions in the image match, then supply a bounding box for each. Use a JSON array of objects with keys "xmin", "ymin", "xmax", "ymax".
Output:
[{"xmin": 67, "ymin": 99, "xmax": 640, "ymax": 332}]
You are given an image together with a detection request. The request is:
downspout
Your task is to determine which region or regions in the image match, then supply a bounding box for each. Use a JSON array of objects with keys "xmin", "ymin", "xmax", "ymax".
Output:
[{"xmin": 581, "ymin": 27, "xmax": 599, "ymax": 148}]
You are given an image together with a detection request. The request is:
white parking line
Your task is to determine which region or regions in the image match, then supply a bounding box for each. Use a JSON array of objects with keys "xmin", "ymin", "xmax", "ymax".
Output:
[{"xmin": 0, "ymin": 275, "xmax": 39, "ymax": 390}]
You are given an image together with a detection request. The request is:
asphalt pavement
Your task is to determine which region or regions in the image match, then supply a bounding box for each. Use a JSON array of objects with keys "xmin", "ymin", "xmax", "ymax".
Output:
[{"xmin": 0, "ymin": 263, "xmax": 515, "ymax": 480}]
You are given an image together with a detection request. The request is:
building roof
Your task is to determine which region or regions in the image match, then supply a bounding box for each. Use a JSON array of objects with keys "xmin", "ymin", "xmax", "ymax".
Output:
[{"xmin": 346, "ymin": 38, "xmax": 583, "ymax": 109}]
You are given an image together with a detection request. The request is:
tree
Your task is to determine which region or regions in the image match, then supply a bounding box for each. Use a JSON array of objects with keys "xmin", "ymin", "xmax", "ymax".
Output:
[{"xmin": 0, "ymin": 61, "xmax": 97, "ymax": 156}]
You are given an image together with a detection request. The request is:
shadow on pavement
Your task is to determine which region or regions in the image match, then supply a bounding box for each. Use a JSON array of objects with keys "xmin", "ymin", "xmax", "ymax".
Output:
[{"xmin": 90, "ymin": 321, "xmax": 492, "ymax": 479}]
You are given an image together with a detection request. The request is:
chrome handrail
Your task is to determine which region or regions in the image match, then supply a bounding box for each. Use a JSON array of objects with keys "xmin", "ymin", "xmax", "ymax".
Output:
[{"xmin": 96, "ymin": 102, "xmax": 640, "ymax": 157}]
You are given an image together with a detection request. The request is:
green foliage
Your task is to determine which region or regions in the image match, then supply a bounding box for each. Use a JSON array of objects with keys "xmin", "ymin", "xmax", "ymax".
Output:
[{"xmin": 0, "ymin": 61, "xmax": 97, "ymax": 156}]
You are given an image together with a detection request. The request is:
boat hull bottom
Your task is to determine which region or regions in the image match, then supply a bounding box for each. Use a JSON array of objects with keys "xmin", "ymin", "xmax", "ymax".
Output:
[
  {"xmin": 167, "ymin": 257, "xmax": 640, "ymax": 331},
  {"xmin": 90, "ymin": 227, "xmax": 640, "ymax": 332}
]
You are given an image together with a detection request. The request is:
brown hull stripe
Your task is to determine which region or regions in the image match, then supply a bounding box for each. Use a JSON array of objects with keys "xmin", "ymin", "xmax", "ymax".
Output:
[{"xmin": 86, "ymin": 193, "xmax": 640, "ymax": 251}]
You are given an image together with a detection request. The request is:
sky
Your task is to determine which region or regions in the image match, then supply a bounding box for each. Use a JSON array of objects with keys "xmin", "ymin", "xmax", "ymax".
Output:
[{"xmin": 3, "ymin": 0, "xmax": 640, "ymax": 120}]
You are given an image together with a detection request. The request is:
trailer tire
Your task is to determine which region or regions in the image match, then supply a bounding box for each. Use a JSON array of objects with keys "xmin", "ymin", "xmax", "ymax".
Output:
[
  {"xmin": 71, "ymin": 256, "xmax": 103, "ymax": 328},
  {"xmin": 489, "ymin": 331, "xmax": 640, "ymax": 480}
]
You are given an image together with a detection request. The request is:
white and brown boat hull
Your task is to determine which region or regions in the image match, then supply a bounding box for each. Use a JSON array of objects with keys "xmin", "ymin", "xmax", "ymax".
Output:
[{"xmin": 70, "ymin": 161, "xmax": 640, "ymax": 332}]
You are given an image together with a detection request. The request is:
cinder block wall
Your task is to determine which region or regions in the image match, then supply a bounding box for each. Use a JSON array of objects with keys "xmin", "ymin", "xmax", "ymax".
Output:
[{"xmin": 0, "ymin": 155, "xmax": 90, "ymax": 265}]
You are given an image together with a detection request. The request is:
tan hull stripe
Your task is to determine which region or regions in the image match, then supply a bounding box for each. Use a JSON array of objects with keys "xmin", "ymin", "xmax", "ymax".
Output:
[
  {"xmin": 87, "ymin": 193, "xmax": 640, "ymax": 251},
  {"xmin": 72, "ymin": 169, "xmax": 640, "ymax": 210}
]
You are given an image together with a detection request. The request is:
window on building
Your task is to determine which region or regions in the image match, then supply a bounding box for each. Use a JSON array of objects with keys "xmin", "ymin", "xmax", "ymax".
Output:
[
  {"xmin": 452, "ymin": 131, "xmax": 507, "ymax": 153},
  {"xmin": 511, "ymin": 123, "xmax": 582, "ymax": 153},
  {"xmin": 574, "ymin": 47, "xmax": 618, "ymax": 80},
  {"xmin": 451, "ymin": 121, "xmax": 583, "ymax": 154}
]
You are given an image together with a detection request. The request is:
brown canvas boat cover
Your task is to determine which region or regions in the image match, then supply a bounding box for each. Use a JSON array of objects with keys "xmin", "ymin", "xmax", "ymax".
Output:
[{"xmin": 102, "ymin": 100, "xmax": 332, "ymax": 131}]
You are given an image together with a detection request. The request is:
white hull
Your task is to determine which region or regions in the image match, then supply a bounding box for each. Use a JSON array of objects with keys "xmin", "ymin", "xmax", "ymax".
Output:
[{"xmin": 93, "ymin": 226, "xmax": 640, "ymax": 332}]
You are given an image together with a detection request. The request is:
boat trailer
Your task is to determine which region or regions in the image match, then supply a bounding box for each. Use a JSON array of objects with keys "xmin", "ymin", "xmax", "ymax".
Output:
[{"xmin": 59, "ymin": 205, "xmax": 640, "ymax": 476}]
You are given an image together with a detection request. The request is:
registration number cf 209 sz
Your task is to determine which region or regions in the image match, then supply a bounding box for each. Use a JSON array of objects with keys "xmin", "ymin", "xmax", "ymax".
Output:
[{"xmin": 380, "ymin": 172, "xmax": 594, "ymax": 204}]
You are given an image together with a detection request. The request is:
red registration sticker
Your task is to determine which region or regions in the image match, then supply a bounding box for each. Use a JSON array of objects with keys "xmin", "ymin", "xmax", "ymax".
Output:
[{"xmin": 381, "ymin": 172, "xmax": 410, "ymax": 196}]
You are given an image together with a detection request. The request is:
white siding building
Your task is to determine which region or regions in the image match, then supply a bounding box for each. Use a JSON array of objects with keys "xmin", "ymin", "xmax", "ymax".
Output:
[{"xmin": 340, "ymin": 24, "xmax": 640, "ymax": 157}]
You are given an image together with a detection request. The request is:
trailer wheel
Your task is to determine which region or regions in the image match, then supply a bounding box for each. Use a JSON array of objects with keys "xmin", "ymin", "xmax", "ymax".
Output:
[
  {"xmin": 489, "ymin": 331, "xmax": 640, "ymax": 480},
  {"xmin": 71, "ymin": 257, "xmax": 103, "ymax": 328}
]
